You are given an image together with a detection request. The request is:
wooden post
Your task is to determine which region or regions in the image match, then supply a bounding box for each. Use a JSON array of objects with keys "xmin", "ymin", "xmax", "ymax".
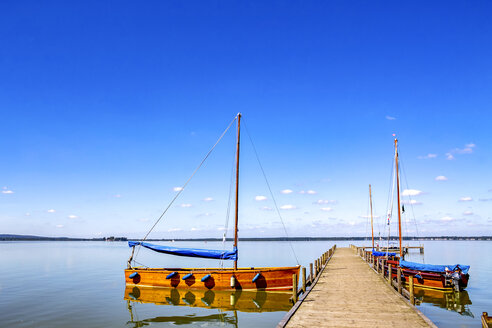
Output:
[
  {"xmin": 380, "ymin": 260, "xmax": 385, "ymax": 277},
  {"xmin": 314, "ymin": 260, "xmax": 318, "ymax": 277},
  {"xmin": 292, "ymin": 274, "xmax": 298, "ymax": 303},
  {"xmin": 309, "ymin": 263, "xmax": 314, "ymax": 283},
  {"xmin": 409, "ymin": 275, "xmax": 415, "ymax": 305},
  {"xmin": 397, "ymin": 267, "xmax": 402, "ymax": 294},
  {"xmin": 302, "ymin": 267, "xmax": 306, "ymax": 293},
  {"xmin": 388, "ymin": 264, "xmax": 392, "ymax": 285}
]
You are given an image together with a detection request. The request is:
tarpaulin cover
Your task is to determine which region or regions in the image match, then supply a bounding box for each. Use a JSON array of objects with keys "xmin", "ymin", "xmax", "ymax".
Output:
[
  {"xmin": 128, "ymin": 241, "xmax": 237, "ymax": 260},
  {"xmin": 400, "ymin": 260, "xmax": 470, "ymax": 274},
  {"xmin": 372, "ymin": 250, "xmax": 396, "ymax": 257}
]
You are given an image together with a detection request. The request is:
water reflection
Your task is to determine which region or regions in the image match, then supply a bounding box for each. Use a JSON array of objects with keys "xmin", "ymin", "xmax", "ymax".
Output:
[
  {"xmin": 415, "ymin": 288, "xmax": 473, "ymax": 317},
  {"xmin": 124, "ymin": 286, "xmax": 292, "ymax": 327}
]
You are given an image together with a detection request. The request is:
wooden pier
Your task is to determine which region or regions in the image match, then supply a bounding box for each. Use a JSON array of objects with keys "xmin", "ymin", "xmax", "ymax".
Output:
[{"xmin": 278, "ymin": 247, "xmax": 436, "ymax": 328}]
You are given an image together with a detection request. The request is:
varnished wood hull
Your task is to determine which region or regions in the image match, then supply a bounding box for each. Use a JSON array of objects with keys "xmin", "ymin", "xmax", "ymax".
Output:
[
  {"xmin": 125, "ymin": 266, "xmax": 300, "ymax": 291},
  {"xmin": 124, "ymin": 285, "xmax": 292, "ymax": 312},
  {"xmin": 386, "ymin": 261, "xmax": 469, "ymax": 291}
]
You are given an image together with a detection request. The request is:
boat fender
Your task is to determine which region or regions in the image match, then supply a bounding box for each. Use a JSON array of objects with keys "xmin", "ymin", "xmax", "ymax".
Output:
[
  {"xmin": 166, "ymin": 271, "xmax": 178, "ymax": 279},
  {"xmin": 252, "ymin": 272, "xmax": 261, "ymax": 283},
  {"xmin": 129, "ymin": 272, "xmax": 139, "ymax": 279},
  {"xmin": 230, "ymin": 276, "xmax": 236, "ymax": 288},
  {"xmin": 201, "ymin": 274, "xmax": 212, "ymax": 282},
  {"xmin": 182, "ymin": 273, "xmax": 193, "ymax": 280}
]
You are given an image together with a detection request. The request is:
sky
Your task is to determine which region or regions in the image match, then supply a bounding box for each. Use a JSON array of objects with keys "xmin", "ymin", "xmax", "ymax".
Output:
[{"xmin": 1, "ymin": 0, "xmax": 491, "ymax": 239}]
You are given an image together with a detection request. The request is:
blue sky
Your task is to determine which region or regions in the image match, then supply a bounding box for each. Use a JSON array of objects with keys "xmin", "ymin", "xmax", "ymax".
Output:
[{"xmin": 1, "ymin": 0, "xmax": 491, "ymax": 238}]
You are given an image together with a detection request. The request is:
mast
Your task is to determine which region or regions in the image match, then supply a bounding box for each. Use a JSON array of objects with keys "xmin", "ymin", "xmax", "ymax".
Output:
[
  {"xmin": 233, "ymin": 113, "xmax": 241, "ymax": 270},
  {"xmin": 395, "ymin": 138, "xmax": 403, "ymax": 259},
  {"xmin": 369, "ymin": 184, "xmax": 374, "ymax": 250}
]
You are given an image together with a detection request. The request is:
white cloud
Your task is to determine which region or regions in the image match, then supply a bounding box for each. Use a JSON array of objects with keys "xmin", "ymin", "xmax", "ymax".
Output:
[
  {"xmin": 25, "ymin": 212, "xmax": 31, "ymax": 216},
  {"xmin": 459, "ymin": 197, "xmax": 472, "ymax": 202},
  {"xmin": 402, "ymin": 199, "xmax": 422, "ymax": 205},
  {"xmin": 47, "ymin": 209, "xmax": 56, "ymax": 213},
  {"xmin": 1, "ymin": 190, "xmax": 14, "ymax": 194},
  {"xmin": 137, "ymin": 218, "xmax": 150, "ymax": 222},
  {"xmin": 358, "ymin": 215, "xmax": 381, "ymax": 219},
  {"xmin": 173, "ymin": 187, "xmax": 183, "ymax": 192},
  {"xmin": 280, "ymin": 189, "xmax": 293, "ymax": 194},
  {"xmin": 114, "ymin": 194, "xmax": 122, "ymax": 198},
  {"xmin": 68, "ymin": 215, "xmax": 78, "ymax": 219},
  {"xmin": 180, "ymin": 203, "xmax": 192, "ymax": 208},
  {"xmin": 440, "ymin": 216, "xmax": 454, "ymax": 222},
  {"xmin": 167, "ymin": 228, "xmax": 183, "ymax": 232},
  {"xmin": 314, "ymin": 199, "xmax": 337, "ymax": 205},
  {"xmin": 191, "ymin": 227, "xmax": 199, "ymax": 231},
  {"xmin": 217, "ymin": 227, "xmax": 227, "ymax": 231},
  {"xmin": 299, "ymin": 190, "xmax": 317, "ymax": 195},
  {"xmin": 203, "ymin": 197, "xmax": 214, "ymax": 202},
  {"xmin": 418, "ymin": 154, "xmax": 437, "ymax": 159},
  {"xmin": 56, "ymin": 224, "xmax": 64, "ymax": 228},
  {"xmin": 260, "ymin": 206, "xmax": 273, "ymax": 211},
  {"xmin": 463, "ymin": 210, "xmax": 473, "ymax": 216},
  {"xmin": 320, "ymin": 207, "xmax": 333, "ymax": 212},
  {"xmin": 255, "ymin": 195, "xmax": 267, "ymax": 201},
  {"xmin": 435, "ymin": 175, "xmax": 448, "ymax": 181},
  {"xmin": 280, "ymin": 204, "xmax": 297, "ymax": 210},
  {"xmin": 446, "ymin": 143, "xmax": 476, "ymax": 160},
  {"xmin": 385, "ymin": 115, "xmax": 396, "ymax": 120},
  {"xmin": 401, "ymin": 189, "xmax": 423, "ymax": 196}
]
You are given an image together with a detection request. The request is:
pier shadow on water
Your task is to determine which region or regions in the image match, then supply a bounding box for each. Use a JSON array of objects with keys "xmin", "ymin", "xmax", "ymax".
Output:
[{"xmin": 124, "ymin": 286, "xmax": 292, "ymax": 327}]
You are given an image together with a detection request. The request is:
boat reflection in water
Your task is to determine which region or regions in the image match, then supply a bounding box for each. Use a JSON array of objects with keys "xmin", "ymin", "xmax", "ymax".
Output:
[
  {"xmin": 124, "ymin": 285, "xmax": 292, "ymax": 327},
  {"xmin": 415, "ymin": 288, "xmax": 473, "ymax": 317}
]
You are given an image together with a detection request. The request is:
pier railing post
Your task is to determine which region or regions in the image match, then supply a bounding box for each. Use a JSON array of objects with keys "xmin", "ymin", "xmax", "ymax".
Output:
[
  {"xmin": 388, "ymin": 264, "xmax": 392, "ymax": 285},
  {"xmin": 302, "ymin": 267, "xmax": 306, "ymax": 293},
  {"xmin": 409, "ymin": 275, "xmax": 415, "ymax": 305},
  {"xmin": 292, "ymin": 273, "xmax": 298, "ymax": 303},
  {"xmin": 397, "ymin": 267, "xmax": 402, "ymax": 294},
  {"xmin": 309, "ymin": 263, "xmax": 314, "ymax": 284},
  {"xmin": 380, "ymin": 259, "xmax": 385, "ymax": 277}
]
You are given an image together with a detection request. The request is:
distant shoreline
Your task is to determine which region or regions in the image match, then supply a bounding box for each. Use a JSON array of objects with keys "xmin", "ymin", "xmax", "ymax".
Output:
[{"xmin": 1, "ymin": 234, "xmax": 491, "ymax": 241}]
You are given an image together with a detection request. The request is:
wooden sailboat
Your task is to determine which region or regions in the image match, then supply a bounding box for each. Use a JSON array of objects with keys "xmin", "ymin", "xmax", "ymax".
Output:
[
  {"xmin": 386, "ymin": 137, "xmax": 470, "ymax": 291},
  {"xmin": 124, "ymin": 113, "xmax": 300, "ymax": 291}
]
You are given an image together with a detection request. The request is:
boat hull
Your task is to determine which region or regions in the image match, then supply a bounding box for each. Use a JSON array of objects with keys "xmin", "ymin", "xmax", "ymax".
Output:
[
  {"xmin": 386, "ymin": 261, "xmax": 469, "ymax": 291},
  {"xmin": 125, "ymin": 266, "xmax": 300, "ymax": 291}
]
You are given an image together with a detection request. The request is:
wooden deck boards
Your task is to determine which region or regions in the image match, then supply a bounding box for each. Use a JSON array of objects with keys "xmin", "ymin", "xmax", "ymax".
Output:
[{"xmin": 285, "ymin": 247, "xmax": 434, "ymax": 327}]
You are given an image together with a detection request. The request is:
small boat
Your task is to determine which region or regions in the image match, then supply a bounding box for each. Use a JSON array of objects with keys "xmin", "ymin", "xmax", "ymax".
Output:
[
  {"xmin": 124, "ymin": 113, "xmax": 300, "ymax": 291},
  {"xmin": 385, "ymin": 137, "xmax": 470, "ymax": 291},
  {"xmin": 482, "ymin": 312, "xmax": 492, "ymax": 328}
]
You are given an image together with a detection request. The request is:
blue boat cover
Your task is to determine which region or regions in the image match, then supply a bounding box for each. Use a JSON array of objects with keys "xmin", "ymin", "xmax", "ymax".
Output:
[
  {"xmin": 400, "ymin": 260, "xmax": 470, "ymax": 274},
  {"xmin": 128, "ymin": 241, "xmax": 238, "ymax": 260},
  {"xmin": 372, "ymin": 250, "xmax": 396, "ymax": 257}
]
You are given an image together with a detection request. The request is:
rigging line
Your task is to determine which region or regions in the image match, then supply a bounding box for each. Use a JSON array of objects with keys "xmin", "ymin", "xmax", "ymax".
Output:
[
  {"xmin": 399, "ymin": 156, "xmax": 421, "ymax": 240},
  {"xmin": 242, "ymin": 120, "xmax": 300, "ymax": 265},
  {"xmin": 133, "ymin": 115, "xmax": 238, "ymax": 263}
]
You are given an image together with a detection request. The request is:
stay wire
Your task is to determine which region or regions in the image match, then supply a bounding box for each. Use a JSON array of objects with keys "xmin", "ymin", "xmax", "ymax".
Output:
[
  {"xmin": 242, "ymin": 120, "xmax": 300, "ymax": 265},
  {"xmin": 133, "ymin": 115, "xmax": 238, "ymax": 264}
]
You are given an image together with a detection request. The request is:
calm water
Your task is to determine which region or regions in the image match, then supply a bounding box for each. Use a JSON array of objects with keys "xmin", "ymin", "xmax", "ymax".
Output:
[{"xmin": 0, "ymin": 240, "xmax": 490, "ymax": 327}]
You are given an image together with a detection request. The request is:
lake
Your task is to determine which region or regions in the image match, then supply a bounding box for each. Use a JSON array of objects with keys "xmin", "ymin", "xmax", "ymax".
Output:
[{"xmin": 0, "ymin": 240, "xmax": 490, "ymax": 327}]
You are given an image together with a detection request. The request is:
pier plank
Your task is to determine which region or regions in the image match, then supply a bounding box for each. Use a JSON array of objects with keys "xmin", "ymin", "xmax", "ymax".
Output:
[{"xmin": 284, "ymin": 248, "xmax": 434, "ymax": 327}]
